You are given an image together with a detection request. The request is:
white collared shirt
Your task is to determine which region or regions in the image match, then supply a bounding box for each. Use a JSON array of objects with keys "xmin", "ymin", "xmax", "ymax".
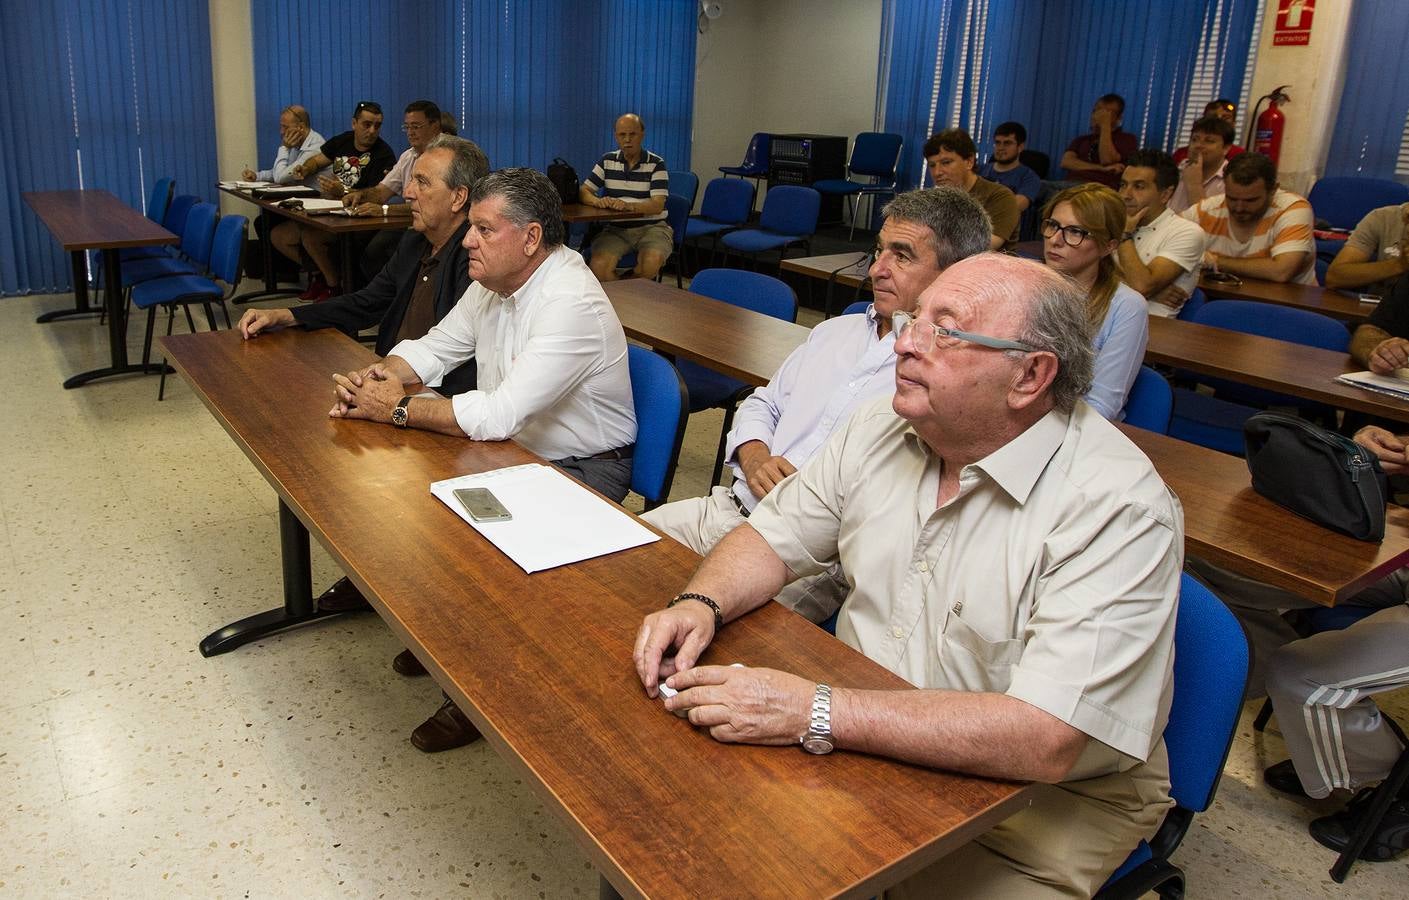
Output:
[
  {"xmin": 724, "ymin": 305, "xmax": 898, "ymax": 511},
  {"xmin": 389, "ymin": 246, "xmax": 637, "ymax": 460},
  {"xmin": 381, "ymin": 146, "xmax": 422, "ymax": 197}
]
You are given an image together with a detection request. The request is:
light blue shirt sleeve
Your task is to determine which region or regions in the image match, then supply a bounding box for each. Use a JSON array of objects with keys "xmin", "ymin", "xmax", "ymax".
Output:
[{"xmin": 1085, "ymin": 283, "xmax": 1149, "ymax": 421}]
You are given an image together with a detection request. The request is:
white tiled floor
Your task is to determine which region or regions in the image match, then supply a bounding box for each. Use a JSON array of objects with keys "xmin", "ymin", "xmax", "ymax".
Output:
[{"xmin": 2, "ymin": 285, "xmax": 1406, "ymax": 897}]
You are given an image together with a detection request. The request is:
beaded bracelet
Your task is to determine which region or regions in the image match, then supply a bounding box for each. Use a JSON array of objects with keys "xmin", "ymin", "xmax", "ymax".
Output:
[{"xmin": 668, "ymin": 592, "xmax": 724, "ymax": 633}]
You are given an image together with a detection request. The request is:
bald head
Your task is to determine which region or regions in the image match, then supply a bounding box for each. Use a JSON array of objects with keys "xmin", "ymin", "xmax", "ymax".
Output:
[
  {"xmin": 282, "ymin": 105, "xmax": 310, "ymax": 127},
  {"xmin": 614, "ymin": 113, "xmax": 645, "ymax": 160}
]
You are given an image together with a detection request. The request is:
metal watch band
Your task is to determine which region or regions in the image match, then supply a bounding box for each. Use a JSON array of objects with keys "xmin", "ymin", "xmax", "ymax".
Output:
[
  {"xmin": 810, "ymin": 683, "xmax": 832, "ymax": 734},
  {"xmin": 668, "ymin": 592, "xmax": 724, "ymax": 632}
]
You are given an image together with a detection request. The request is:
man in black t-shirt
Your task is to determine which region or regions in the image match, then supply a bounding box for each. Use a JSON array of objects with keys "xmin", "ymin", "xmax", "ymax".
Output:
[
  {"xmin": 1350, "ymin": 274, "xmax": 1409, "ymax": 374},
  {"xmin": 274, "ymin": 101, "xmax": 396, "ymax": 300}
]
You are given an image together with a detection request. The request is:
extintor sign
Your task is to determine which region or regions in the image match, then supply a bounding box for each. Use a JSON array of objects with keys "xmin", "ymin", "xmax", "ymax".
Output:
[{"xmin": 1273, "ymin": 0, "xmax": 1314, "ymax": 46}]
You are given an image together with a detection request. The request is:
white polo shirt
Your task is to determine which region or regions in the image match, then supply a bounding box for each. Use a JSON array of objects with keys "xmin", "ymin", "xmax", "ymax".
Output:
[{"xmin": 1131, "ymin": 208, "xmax": 1207, "ymax": 316}]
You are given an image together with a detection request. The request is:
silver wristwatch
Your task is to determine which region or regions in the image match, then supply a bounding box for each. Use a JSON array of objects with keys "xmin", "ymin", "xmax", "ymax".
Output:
[{"xmin": 801, "ymin": 683, "xmax": 834, "ymax": 755}]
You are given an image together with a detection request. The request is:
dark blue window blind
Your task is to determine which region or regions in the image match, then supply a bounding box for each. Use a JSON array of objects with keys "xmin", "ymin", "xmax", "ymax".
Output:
[{"xmin": 1323, "ymin": 0, "xmax": 1409, "ymax": 180}]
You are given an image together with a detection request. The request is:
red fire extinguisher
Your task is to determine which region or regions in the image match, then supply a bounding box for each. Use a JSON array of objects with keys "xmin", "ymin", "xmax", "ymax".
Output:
[{"xmin": 1249, "ymin": 85, "xmax": 1291, "ymax": 166}]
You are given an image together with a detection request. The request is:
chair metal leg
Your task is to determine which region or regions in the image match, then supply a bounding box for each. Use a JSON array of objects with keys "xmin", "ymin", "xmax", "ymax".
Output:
[
  {"xmin": 183, "ymin": 303, "xmax": 197, "ymax": 333},
  {"xmin": 140, "ymin": 307, "xmax": 157, "ymax": 370},
  {"xmin": 846, "ymin": 195, "xmax": 859, "ymax": 241},
  {"xmin": 1329, "ymin": 717, "xmax": 1409, "ymax": 882},
  {"xmin": 709, "ymin": 393, "xmax": 751, "ymax": 488},
  {"xmin": 1253, "ymin": 698, "xmax": 1274, "ymax": 732},
  {"xmin": 201, "ymin": 300, "xmax": 218, "ymax": 331}
]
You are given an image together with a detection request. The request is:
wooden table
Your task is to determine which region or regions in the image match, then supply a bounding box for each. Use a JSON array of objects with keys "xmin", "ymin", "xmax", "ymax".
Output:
[
  {"xmin": 24, "ymin": 190, "xmax": 179, "ymax": 386},
  {"xmin": 780, "ymin": 252, "xmax": 875, "ymax": 316},
  {"xmin": 1198, "ymin": 275, "xmax": 1374, "ymax": 322},
  {"xmin": 220, "ymin": 185, "xmax": 413, "ymax": 304},
  {"xmin": 1122, "ymin": 426, "xmax": 1409, "ymax": 605},
  {"xmin": 561, "ymin": 202, "xmax": 648, "ymax": 224},
  {"xmin": 1145, "ymin": 316, "xmax": 1409, "ymax": 424},
  {"xmin": 159, "ymin": 326, "xmax": 1033, "ymax": 899},
  {"xmin": 605, "ymin": 279, "xmax": 810, "ymax": 386}
]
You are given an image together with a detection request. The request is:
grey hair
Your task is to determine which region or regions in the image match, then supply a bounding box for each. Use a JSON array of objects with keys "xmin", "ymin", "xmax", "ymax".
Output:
[
  {"xmin": 882, "ymin": 187, "xmax": 992, "ymax": 268},
  {"xmin": 468, "ymin": 167, "xmax": 565, "ymax": 248},
  {"xmin": 426, "ymin": 135, "xmax": 491, "ymax": 193},
  {"xmin": 1008, "ymin": 259, "xmax": 1096, "ymax": 412}
]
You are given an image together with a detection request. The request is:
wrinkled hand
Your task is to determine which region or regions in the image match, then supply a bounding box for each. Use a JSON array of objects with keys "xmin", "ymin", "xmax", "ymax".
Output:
[
  {"xmin": 352, "ymin": 202, "xmax": 383, "ymax": 217},
  {"xmin": 238, "ymin": 307, "xmax": 295, "ymax": 339},
  {"xmin": 342, "ymin": 189, "xmax": 366, "ymax": 208},
  {"xmin": 1368, "ymin": 336, "xmax": 1409, "ymax": 375},
  {"xmin": 634, "ymin": 603, "xmax": 717, "ymax": 695},
  {"xmin": 1147, "ymin": 283, "xmax": 1189, "ymax": 314},
  {"xmin": 742, "ymin": 454, "xmax": 797, "ymax": 499},
  {"xmin": 329, "ymin": 364, "xmax": 405, "ymax": 420},
  {"xmin": 241, "ymin": 168, "xmax": 258, "ymax": 181},
  {"xmin": 664, "ymin": 665, "xmax": 816, "ymax": 746},
  {"xmin": 602, "ymin": 197, "xmax": 630, "ymax": 211},
  {"xmin": 1354, "ymin": 426, "xmax": 1409, "ymax": 474},
  {"xmin": 318, "ymin": 174, "xmax": 346, "ymax": 198}
]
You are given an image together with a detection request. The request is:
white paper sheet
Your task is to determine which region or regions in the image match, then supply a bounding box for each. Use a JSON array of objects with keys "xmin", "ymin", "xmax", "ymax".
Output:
[
  {"xmin": 430, "ymin": 464, "xmax": 659, "ymax": 574},
  {"xmin": 218, "ymin": 180, "xmax": 274, "ymax": 189},
  {"xmin": 1336, "ymin": 370, "xmax": 1409, "ymax": 400}
]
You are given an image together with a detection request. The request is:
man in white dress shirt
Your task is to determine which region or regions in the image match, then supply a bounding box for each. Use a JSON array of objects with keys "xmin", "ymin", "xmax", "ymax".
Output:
[
  {"xmin": 642, "ymin": 187, "xmax": 992, "ymax": 621},
  {"xmin": 634, "ymin": 254, "xmax": 1184, "ymax": 897},
  {"xmin": 1116, "ymin": 149, "xmax": 1207, "ymax": 316},
  {"xmin": 331, "ymin": 167, "xmax": 638, "ymax": 753}
]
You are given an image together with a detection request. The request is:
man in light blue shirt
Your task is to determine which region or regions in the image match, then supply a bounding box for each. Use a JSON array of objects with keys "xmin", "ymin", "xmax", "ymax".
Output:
[
  {"xmin": 242, "ymin": 105, "xmax": 325, "ymax": 187},
  {"xmin": 643, "ymin": 187, "xmax": 991, "ymax": 620}
]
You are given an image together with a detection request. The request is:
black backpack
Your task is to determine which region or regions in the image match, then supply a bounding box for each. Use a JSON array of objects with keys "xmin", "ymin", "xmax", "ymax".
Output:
[{"xmin": 546, "ymin": 158, "xmax": 579, "ymax": 205}]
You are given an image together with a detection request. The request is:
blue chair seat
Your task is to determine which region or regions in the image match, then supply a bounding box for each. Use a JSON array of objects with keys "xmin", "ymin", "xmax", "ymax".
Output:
[
  {"xmin": 685, "ymin": 218, "xmax": 735, "ymax": 239},
  {"xmin": 811, "ymin": 178, "xmax": 866, "ymax": 195},
  {"xmin": 130, "ymin": 274, "xmax": 222, "ymax": 310},
  {"xmin": 1169, "ymin": 390, "xmax": 1257, "ymax": 455},
  {"xmin": 721, "ymin": 229, "xmax": 806, "ymax": 253},
  {"xmin": 122, "ymin": 256, "xmax": 199, "ymax": 286},
  {"xmin": 119, "ymin": 246, "xmax": 177, "ymax": 262},
  {"xmin": 675, "ymin": 359, "xmax": 745, "ymax": 411},
  {"xmin": 1104, "ymin": 841, "xmax": 1153, "ymax": 886}
]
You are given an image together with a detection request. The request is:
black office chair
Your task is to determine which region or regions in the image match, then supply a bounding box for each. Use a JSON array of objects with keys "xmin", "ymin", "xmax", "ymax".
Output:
[{"xmin": 1019, "ymin": 149, "xmax": 1051, "ymax": 180}]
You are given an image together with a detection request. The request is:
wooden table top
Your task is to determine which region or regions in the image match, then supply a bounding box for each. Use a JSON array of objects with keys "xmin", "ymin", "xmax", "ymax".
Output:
[
  {"xmin": 562, "ymin": 203, "xmax": 649, "ymax": 224},
  {"xmin": 23, "ymin": 189, "xmax": 177, "ymax": 251},
  {"xmin": 1121, "ymin": 426, "xmax": 1409, "ymax": 605},
  {"xmin": 781, "ymin": 252, "xmax": 874, "ymax": 291},
  {"xmin": 605, "ymin": 279, "xmax": 812, "ymax": 387},
  {"xmin": 219, "ymin": 185, "xmax": 414, "ymax": 234},
  {"xmin": 158, "ymin": 326, "xmax": 1033, "ymax": 899},
  {"xmin": 1198, "ymin": 276, "xmax": 1373, "ymax": 322},
  {"xmin": 1145, "ymin": 316, "xmax": 1409, "ymax": 423}
]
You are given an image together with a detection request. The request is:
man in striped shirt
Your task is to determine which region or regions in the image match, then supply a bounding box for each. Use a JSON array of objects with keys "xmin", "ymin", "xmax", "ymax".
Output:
[
  {"xmin": 579, "ymin": 113, "xmax": 674, "ymax": 282},
  {"xmin": 1181, "ymin": 152, "xmax": 1317, "ymax": 285}
]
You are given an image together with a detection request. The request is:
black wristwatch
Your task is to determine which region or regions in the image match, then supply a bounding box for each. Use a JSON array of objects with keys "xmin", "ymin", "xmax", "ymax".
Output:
[{"xmin": 391, "ymin": 395, "xmax": 414, "ymax": 428}]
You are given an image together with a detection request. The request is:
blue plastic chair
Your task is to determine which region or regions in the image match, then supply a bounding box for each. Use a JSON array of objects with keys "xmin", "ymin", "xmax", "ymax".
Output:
[
  {"xmin": 613, "ymin": 194, "xmax": 693, "ymax": 287},
  {"xmin": 121, "ymin": 201, "xmax": 218, "ymax": 286},
  {"xmin": 842, "ymin": 300, "xmax": 871, "ymax": 315},
  {"xmin": 668, "ymin": 171, "xmax": 699, "ymax": 211},
  {"xmin": 719, "ymin": 186, "xmax": 820, "ymax": 271},
  {"xmin": 1174, "ymin": 287, "xmax": 1206, "ymax": 321},
  {"xmin": 1096, "ymin": 574, "xmax": 1249, "ymax": 899},
  {"xmin": 685, "ymin": 178, "xmax": 755, "ymax": 268},
  {"xmin": 812, "ymin": 132, "xmax": 903, "ymax": 239},
  {"xmin": 626, "ymin": 345, "xmax": 689, "ymax": 510},
  {"xmin": 131, "ymin": 213, "xmax": 248, "ymax": 399},
  {"xmin": 121, "ymin": 189, "xmax": 191, "ymax": 263},
  {"xmin": 143, "ymin": 177, "xmax": 174, "ymax": 224},
  {"xmin": 1123, "ymin": 366, "xmax": 1174, "ymax": 434},
  {"xmin": 678, "ymin": 269, "xmax": 798, "ymax": 487},
  {"xmin": 719, "ymin": 132, "xmax": 770, "ymax": 181},
  {"xmin": 1170, "ymin": 300, "xmax": 1349, "ymax": 455}
]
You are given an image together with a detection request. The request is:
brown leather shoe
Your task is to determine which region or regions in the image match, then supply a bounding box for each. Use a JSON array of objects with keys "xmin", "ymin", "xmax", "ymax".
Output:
[
  {"xmin": 410, "ymin": 698, "xmax": 481, "ymax": 753},
  {"xmin": 316, "ymin": 576, "xmax": 371, "ymax": 613},
  {"xmin": 392, "ymin": 648, "xmax": 427, "ymax": 677}
]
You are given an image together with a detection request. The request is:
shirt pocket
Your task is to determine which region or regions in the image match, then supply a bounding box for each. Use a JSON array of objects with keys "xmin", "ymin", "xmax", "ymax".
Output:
[{"xmin": 932, "ymin": 614, "xmax": 1025, "ymax": 694}]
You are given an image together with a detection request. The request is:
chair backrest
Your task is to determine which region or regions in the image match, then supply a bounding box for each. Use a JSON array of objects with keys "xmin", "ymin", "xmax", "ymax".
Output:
[
  {"xmin": 1124, "ymin": 366, "xmax": 1173, "ymax": 434},
  {"xmin": 688, "ymin": 268, "xmax": 798, "ymax": 322},
  {"xmin": 758, "ymin": 186, "xmax": 820, "ymax": 237},
  {"xmin": 1307, "ymin": 177, "xmax": 1409, "ymax": 230},
  {"xmin": 848, "ymin": 132, "xmax": 904, "ymax": 181},
  {"xmin": 698, "ymin": 177, "xmax": 755, "ymax": 225},
  {"xmin": 1167, "ymin": 573, "xmax": 1249, "ymax": 815},
  {"xmin": 1019, "ymin": 149, "xmax": 1051, "ymax": 180},
  {"xmin": 1191, "ymin": 299, "xmax": 1348, "ymax": 408},
  {"xmin": 627, "ymin": 345, "xmax": 689, "ymax": 507},
  {"xmin": 208, "ymin": 214, "xmax": 248, "ymax": 286},
  {"xmin": 145, "ymin": 177, "xmax": 174, "ymax": 224},
  {"xmin": 739, "ymin": 132, "xmax": 769, "ymax": 169},
  {"xmin": 163, "ymin": 194, "xmax": 199, "ymax": 237},
  {"xmin": 842, "ymin": 300, "xmax": 871, "ymax": 315},
  {"xmin": 179, "ymin": 202, "xmax": 219, "ymax": 266},
  {"xmin": 668, "ymin": 171, "xmax": 700, "ymax": 210},
  {"xmin": 663, "ymin": 194, "xmax": 692, "ymax": 252},
  {"xmin": 1175, "ymin": 287, "xmax": 1206, "ymax": 321}
]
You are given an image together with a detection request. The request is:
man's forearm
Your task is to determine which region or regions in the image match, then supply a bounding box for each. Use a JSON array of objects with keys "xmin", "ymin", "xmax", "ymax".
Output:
[
  {"xmin": 1214, "ymin": 252, "xmax": 1309, "ymax": 283},
  {"xmin": 1061, "ymin": 152, "xmax": 1103, "ymax": 173},
  {"xmin": 1097, "ymin": 129, "xmax": 1119, "ymax": 165},
  {"xmin": 831, "ymin": 687, "xmax": 1087, "ymax": 783},
  {"xmin": 683, "ymin": 523, "xmax": 794, "ymax": 623},
  {"xmin": 1351, "ymin": 324, "xmax": 1393, "ymax": 366},
  {"xmin": 633, "ymin": 195, "xmax": 667, "ymax": 215},
  {"xmin": 402, "ymin": 395, "xmax": 468, "ymax": 437},
  {"xmin": 1327, "ymin": 256, "xmax": 1409, "ymax": 290},
  {"xmin": 578, "ymin": 184, "xmax": 600, "ymax": 206}
]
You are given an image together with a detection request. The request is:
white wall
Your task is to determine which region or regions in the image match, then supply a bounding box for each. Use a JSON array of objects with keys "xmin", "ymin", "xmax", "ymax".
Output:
[
  {"xmin": 209, "ymin": 0, "xmax": 257, "ymax": 222},
  {"xmin": 691, "ymin": 0, "xmax": 884, "ymax": 211},
  {"xmin": 1244, "ymin": 0, "xmax": 1354, "ymax": 195}
]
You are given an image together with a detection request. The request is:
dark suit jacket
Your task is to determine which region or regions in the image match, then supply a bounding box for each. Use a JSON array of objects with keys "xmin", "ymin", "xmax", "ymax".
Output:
[{"xmin": 292, "ymin": 220, "xmax": 476, "ymax": 393}]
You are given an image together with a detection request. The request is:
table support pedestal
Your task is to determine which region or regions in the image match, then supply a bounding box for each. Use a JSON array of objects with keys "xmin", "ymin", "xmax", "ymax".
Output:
[
  {"xmin": 36, "ymin": 250, "xmax": 102, "ymax": 322},
  {"xmin": 199, "ymin": 500, "xmax": 345, "ymax": 657}
]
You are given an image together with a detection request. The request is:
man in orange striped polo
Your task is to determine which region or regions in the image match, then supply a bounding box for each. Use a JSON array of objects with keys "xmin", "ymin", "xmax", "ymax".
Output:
[{"xmin": 1180, "ymin": 152, "xmax": 1316, "ymax": 285}]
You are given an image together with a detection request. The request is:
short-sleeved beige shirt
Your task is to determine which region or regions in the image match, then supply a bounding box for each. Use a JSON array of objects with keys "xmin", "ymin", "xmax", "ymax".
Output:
[
  {"xmin": 1346, "ymin": 202, "xmax": 1409, "ymax": 297},
  {"xmin": 749, "ymin": 398, "xmax": 1183, "ymax": 778}
]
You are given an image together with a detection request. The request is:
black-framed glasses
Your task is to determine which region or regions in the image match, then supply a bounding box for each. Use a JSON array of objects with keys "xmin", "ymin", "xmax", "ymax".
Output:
[
  {"xmin": 1040, "ymin": 219, "xmax": 1093, "ymax": 247},
  {"xmin": 354, "ymin": 100, "xmax": 383, "ymax": 116},
  {"xmin": 891, "ymin": 311, "xmax": 1036, "ymax": 354}
]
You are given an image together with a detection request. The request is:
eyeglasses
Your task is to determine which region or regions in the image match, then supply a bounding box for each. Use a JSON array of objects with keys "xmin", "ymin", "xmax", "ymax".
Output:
[
  {"xmin": 402, "ymin": 121, "xmax": 430, "ymax": 132},
  {"xmin": 354, "ymin": 101, "xmax": 383, "ymax": 116},
  {"xmin": 1040, "ymin": 219, "xmax": 1093, "ymax": 247},
  {"xmin": 891, "ymin": 310, "xmax": 1036, "ymax": 354}
]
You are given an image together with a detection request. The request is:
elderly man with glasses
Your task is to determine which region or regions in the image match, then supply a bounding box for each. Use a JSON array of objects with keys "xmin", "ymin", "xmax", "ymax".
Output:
[{"xmin": 634, "ymin": 253, "xmax": 1184, "ymax": 898}]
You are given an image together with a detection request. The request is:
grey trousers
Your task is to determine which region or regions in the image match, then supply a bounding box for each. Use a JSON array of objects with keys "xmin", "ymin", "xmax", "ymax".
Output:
[
  {"xmin": 1266, "ymin": 599, "xmax": 1409, "ymax": 797},
  {"xmin": 552, "ymin": 454, "xmax": 632, "ymax": 504},
  {"xmin": 642, "ymin": 487, "xmax": 849, "ymax": 623}
]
